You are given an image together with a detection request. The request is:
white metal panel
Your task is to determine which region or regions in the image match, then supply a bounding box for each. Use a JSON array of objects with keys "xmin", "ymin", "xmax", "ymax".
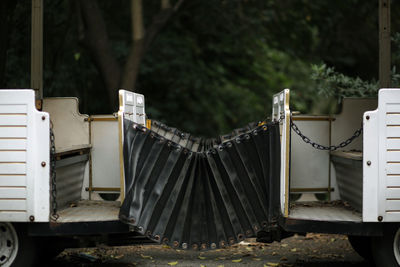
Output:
[
  {"xmin": 0, "ymin": 175, "xmax": 26, "ymax": 186},
  {"xmin": 0, "ymin": 200, "xmax": 26, "ymax": 211},
  {"xmin": 386, "ymin": 114, "xmax": 400, "ymax": 125},
  {"xmin": 0, "ymin": 115, "xmax": 27, "ymax": 125},
  {"xmin": 42, "ymin": 98, "xmax": 89, "ymax": 152},
  {"xmin": 388, "ymin": 139, "xmax": 400, "ymax": 149},
  {"xmin": 0, "ymin": 89, "xmax": 50, "ymax": 222},
  {"xmin": 0, "ymin": 151, "xmax": 26, "ymax": 162},
  {"xmin": 0, "ymin": 188, "xmax": 26, "ymax": 198},
  {"xmin": 290, "ymin": 120, "xmax": 330, "ymax": 189},
  {"xmin": 272, "ymin": 89, "xmax": 290, "ymax": 217},
  {"xmin": 0, "ymin": 127, "xmax": 26, "ymax": 138},
  {"xmin": 0, "ymin": 139, "xmax": 26, "ymax": 150},
  {"xmin": 0, "ymin": 163, "xmax": 26, "ymax": 174},
  {"xmin": 91, "ymin": 116, "xmax": 120, "ymax": 189}
]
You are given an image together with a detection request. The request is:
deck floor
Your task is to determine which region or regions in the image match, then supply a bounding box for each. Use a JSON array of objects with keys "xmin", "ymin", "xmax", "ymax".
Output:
[
  {"xmin": 289, "ymin": 201, "xmax": 362, "ymax": 222},
  {"xmin": 57, "ymin": 200, "xmax": 120, "ymax": 223}
]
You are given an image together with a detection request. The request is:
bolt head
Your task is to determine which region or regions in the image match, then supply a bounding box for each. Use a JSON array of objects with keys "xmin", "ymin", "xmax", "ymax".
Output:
[
  {"xmin": 41, "ymin": 116, "xmax": 46, "ymax": 121},
  {"xmin": 366, "ymin": 115, "xmax": 370, "ymax": 120},
  {"xmin": 41, "ymin": 161, "xmax": 46, "ymax": 167},
  {"xmin": 29, "ymin": 215, "xmax": 35, "ymax": 222},
  {"xmin": 367, "ymin": 161, "xmax": 371, "ymax": 166},
  {"xmin": 378, "ymin": 216, "xmax": 383, "ymax": 222}
]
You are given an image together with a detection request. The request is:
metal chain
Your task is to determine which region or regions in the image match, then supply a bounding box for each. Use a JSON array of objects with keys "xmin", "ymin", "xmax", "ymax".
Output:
[
  {"xmin": 50, "ymin": 126, "xmax": 59, "ymax": 221},
  {"xmin": 290, "ymin": 117, "xmax": 363, "ymax": 151}
]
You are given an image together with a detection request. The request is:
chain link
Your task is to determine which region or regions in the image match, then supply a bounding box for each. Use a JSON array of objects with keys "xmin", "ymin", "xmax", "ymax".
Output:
[
  {"xmin": 50, "ymin": 126, "xmax": 59, "ymax": 221},
  {"xmin": 290, "ymin": 117, "xmax": 363, "ymax": 151}
]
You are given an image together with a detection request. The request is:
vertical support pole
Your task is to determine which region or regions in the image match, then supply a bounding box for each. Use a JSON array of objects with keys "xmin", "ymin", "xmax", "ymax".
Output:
[
  {"xmin": 31, "ymin": 0, "xmax": 43, "ymax": 100},
  {"xmin": 379, "ymin": 0, "xmax": 391, "ymax": 88}
]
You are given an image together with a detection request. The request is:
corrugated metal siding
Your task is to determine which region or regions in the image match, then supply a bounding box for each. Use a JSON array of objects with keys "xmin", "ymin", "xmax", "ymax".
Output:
[
  {"xmin": 331, "ymin": 155, "xmax": 363, "ymax": 212},
  {"xmin": 55, "ymin": 154, "xmax": 88, "ymax": 209}
]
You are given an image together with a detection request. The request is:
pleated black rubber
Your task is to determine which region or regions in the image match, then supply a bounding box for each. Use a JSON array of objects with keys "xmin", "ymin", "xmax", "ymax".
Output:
[{"xmin": 119, "ymin": 119, "xmax": 281, "ymax": 250}]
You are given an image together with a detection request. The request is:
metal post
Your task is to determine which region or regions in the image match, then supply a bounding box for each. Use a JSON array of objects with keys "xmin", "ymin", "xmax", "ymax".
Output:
[
  {"xmin": 379, "ymin": 0, "xmax": 391, "ymax": 88},
  {"xmin": 31, "ymin": 0, "xmax": 43, "ymax": 99}
]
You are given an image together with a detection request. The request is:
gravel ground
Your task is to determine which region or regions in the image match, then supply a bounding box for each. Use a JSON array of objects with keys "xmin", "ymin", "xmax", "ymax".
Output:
[{"xmin": 49, "ymin": 233, "xmax": 374, "ymax": 267}]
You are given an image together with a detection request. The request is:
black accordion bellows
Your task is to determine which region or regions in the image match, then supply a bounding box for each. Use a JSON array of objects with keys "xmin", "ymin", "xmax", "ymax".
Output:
[{"xmin": 119, "ymin": 119, "xmax": 281, "ymax": 250}]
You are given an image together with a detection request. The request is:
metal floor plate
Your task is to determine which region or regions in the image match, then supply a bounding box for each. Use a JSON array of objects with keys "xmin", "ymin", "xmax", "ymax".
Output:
[
  {"xmin": 57, "ymin": 200, "xmax": 120, "ymax": 222},
  {"xmin": 289, "ymin": 202, "xmax": 362, "ymax": 222}
]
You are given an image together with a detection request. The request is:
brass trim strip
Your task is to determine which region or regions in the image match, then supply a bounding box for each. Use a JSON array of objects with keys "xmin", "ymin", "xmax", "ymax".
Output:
[
  {"xmin": 292, "ymin": 116, "xmax": 335, "ymax": 121},
  {"xmin": 118, "ymin": 92, "xmax": 125, "ymax": 201},
  {"xmin": 146, "ymin": 119, "xmax": 152, "ymax": 129},
  {"xmin": 90, "ymin": 187, "xmax": 120, "ymax": 192},
  {"xmin": 290, "ymin": 188, "xmax": 334, "ymax": 193},
  {"xmin": 89, "ymin": 117, "xmax": 118, "ymax": 122},
  {"xmin": 284, "ymin": 90, "xmax": 290, "ymax": 217}
]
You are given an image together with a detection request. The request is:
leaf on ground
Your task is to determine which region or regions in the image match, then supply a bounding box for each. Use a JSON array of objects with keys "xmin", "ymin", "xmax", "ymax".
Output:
[
  {"xmin": 217, "ymin": 265, "xmax": 224, "ymax": 267},
  {"xmin": 198, "ymin": 256, "xmax": 206, "ymax": 260},
  {"xmin": 265, "ymin": 263, "xmax": 279, "ymax": 267},
  {"xmin": 281, "ymin": 244, "xmax": 288, "ymax": 247},
  {"xmin": 200, "ymin": 265, "xmax": 206, "ymax": 267},
  {"xmin": 232, "ymin": 259, "xmax": 242, "ymax": 263},
  {"xmin": 246, "ymin": 247, "xmax": 253, "ymax": 251},
  {"xmin": 290, "ymin": 248, "xmax": 297, "ymax": 252},
  {"xmin": 140, "ymin": 254, "xmax": 153, "ymax": 260},
  {"xmin": 168, "ymin": 261, "xmax": 178, "ymax": 266},
  {"xmin": 162, "ymin": 245, "xmax": 171, "ymax": 249},
  {"xmin": 252, "ymin": 257, "xmax": 262, "ymax": 261},
  {"xmin": 272, "ymin": 252, "xmax": 278, "ymax": 256}
]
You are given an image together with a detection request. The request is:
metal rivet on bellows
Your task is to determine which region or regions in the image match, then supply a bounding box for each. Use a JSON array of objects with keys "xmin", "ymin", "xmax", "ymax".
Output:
[
  {"xmin": 167, "ymin": 141, "xmax": 172, "ymax": 147},
  {"xmin": 262, "ymin": 125, "xmax": 268, "ymax": 131},
  {"xmin": 41, "ymin": 161, "xmax": 46, "ymax": 167},
  {"xmin": 211, "ymin": 243, "xmax": 217, "ymax": 249},
  {"xmin": 181, "ymin": 243, "xmax": 188, "ymax": 249},
  {"xmin": 254, "ymin": 225, "xmax": 259, "ymax": 231},
  {"xmin": 150, "ymin": 133, "xmax": 155, "ymax": 138},
  {"xmin": 235, "ymin": 137, "xmax": 241, "ymax": 144},
  {"xmin": 245, "ymin": 134, "xmax": 250, "ymax": 140},
  {"xmin": 173, "ymin": 241, "xmax": 179, "ymax": 248},
  {"xmin": 163, "ymin": 237, "xmax": 169, "ymax": 243},
  {"xmin": 201, "ymin": 243, "xmax": 207, "ymax": 250},
  {"xmin": 229, "ymin": 237, "xmax": 235, "ymax": 245},
  {"xmin": 246, "ymin": 229, "xmax": 252, "ymax": 236},
  {"xmin": 262, "ymin": 221, "xmax": 268, "ymax": 228},
  {"xmin": 137, "ymin": 226, "xmax": 143, "ymax": 232},
  {"xmin": 41, "ymin": 116, "xmax": 46, "ymax": 121},
  {"xmin": 366, "ymin": 115, "xmax": 370, "ymax": 120},
  {"xmin": 237, "ymin": 233, "xmax": 244, "ymax": 240},
  {"xmin": 129, "ymin": 218, "xmax": 136, "ymax": 224},
  {"xmin": 29, "ymin": 215, "xmax": 35, "ymax": 222},
  {"xmin": 218, "ymin": 145, "xmax": 224, "ymax": 151},
  {"xmin": 367, "ymin": 160, "xmax": 371, "ymax": 166},
  {"xmin": 192, "ymin": 243, "xmax": 199, "ymax": 250},
  {"xmin": 253, "ymin": 129, "xmax": 258, "ymax": 136},
  {"xmin": 154, "ymin": 235, "xmax": 160, "ymax": 241},
  {"xmin": 378, "ymin": 216, "xmax": 383, "ymax": 222},
  {"xmin": 227, "ymin": 142, "xmax": 232, "ymax": 148},
  {"xmin": 219, "ymin": 240, "xmax": 226, "ymax": 247},
  {"xmin": 146, "ymin": 230, "xmax": 152, "ymax": 236}
]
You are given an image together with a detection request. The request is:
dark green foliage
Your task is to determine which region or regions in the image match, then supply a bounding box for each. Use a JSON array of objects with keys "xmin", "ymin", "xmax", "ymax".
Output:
[{"xmin": 2, "ymin": 0, "xmax": 400, "ymax": 136}]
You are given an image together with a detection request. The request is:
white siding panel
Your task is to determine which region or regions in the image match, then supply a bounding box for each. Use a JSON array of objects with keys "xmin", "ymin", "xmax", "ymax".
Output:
[
  {"xmin": 387, "ymin": 176, "xmax": 400, "ymax": 187},
  {"xmin": 388, "ymin": 139, "xmax": 400, "ymax": 149},
  {"xmin": 386, "ymin": 188, "xmax": 400, "ymax": 198},
  {"xmin": 387, "ymin": 114, "xmax": 400, "ymax": 125},
  {"xmin": 386, "ymin": 199, "xmax": 400, "ymax": 211},
  {"xmin": 0, "ymin": 151, "xmax": 26, "ymax": 162},
  {"xmin": 387, "ymin": 127, "xmax": 400, "ymax": 138},
  {"xmin": 0, "ymin": 127, "xmax": 26, "ymax": 138},
  {"xmin": 387, "ymin": 151, "xmax": 400, "ymax": 161},
  {"xmin": 0, "ymin": 163, "xmax": 26, "ymax": 174},
  {"xmin": 0, "ymin": 199, "xmax": 26, "ymax": 211},
  {"xmin": 0, "ymin": 105, "xmax": 27, "ymax": 114},
  {"xmin": 386, "ymin": 103, "xmax": 400, "ymax": 113},
  {"xmin": 0, "ymin": 175, "xmax": 26, "ymax": 186},
  {"xmin": 0, "ymin": 188, "xmax": 26, "ymax": 198},
  {"xmin": 0, "ymin": 115, "xmax": 27, "ymax": 126},
  {"xmin": 0, "ymin": 139, "xmax": 26, "ymax": 150}
]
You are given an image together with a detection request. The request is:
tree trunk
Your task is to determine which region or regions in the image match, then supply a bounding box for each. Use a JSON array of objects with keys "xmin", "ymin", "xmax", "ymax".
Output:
[
  {"xmin": 75, "ymin": 0, "xmax": 121, "ymax": 111},
  {"xmin": 0, "ymin": 0, "xmax": 17, "ymax": 88}
]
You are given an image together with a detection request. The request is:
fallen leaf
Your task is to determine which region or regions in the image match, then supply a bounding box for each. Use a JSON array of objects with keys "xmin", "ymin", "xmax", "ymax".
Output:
[
  {"xmin": 140, "ymin": 254, "xmax": 153, "ymax": 260},
  {"xmin": 198, "ymin": 256, "xmax": 206, "ymax": 260},
  {"xmin": 280, "ymin": 257, "xmax": 288, "ymax": 261},
  {"xmin": 252, "ymin": 257, "xmax": 262, "ymax": 261},
  {"xmin": 168, "ymin": 261, "xmax": 178, "ymax": 266},
  {"xmin": 272, "ymin": 252, "xmax": 278, "ymax": 256},
  {"xmin": 232, "ymin": 259, "xmax": 242, "ymax": 263},
  {"xmin": 290, "ymin": 248, "xmax": 297, "ymax": 252},
  {"xmin": 162, "ymin": 245, "xmax": 171, "ymax": 249},
  {"xmin": 200, "ymin": 265, "xmax": 206, "ymax": 267},
  {"xmin": 265, "ymin": 263, "xmax": 279, "ymax": 267},
  {"xmin": 281, "ymin": 244, "xmax": 288, "ymax": 247},
  {"xmin": 246, "ymin": 247, "xmax": 253, "ymax": 251},
  {"xmin": 217, "ymin": 265, "xmax": 224, "ymax": 267}
]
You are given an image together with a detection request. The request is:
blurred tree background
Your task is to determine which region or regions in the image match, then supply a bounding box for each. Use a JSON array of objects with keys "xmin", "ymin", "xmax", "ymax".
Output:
[{"xmin": 1, "ymin": 0, "xmax": 400, "ymax": 136}]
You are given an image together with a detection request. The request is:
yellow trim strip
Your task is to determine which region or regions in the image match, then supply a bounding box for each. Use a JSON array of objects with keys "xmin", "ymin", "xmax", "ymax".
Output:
[{"xmin": 118, "ymin": 92, "xmax": 125, "ymax": 202}]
